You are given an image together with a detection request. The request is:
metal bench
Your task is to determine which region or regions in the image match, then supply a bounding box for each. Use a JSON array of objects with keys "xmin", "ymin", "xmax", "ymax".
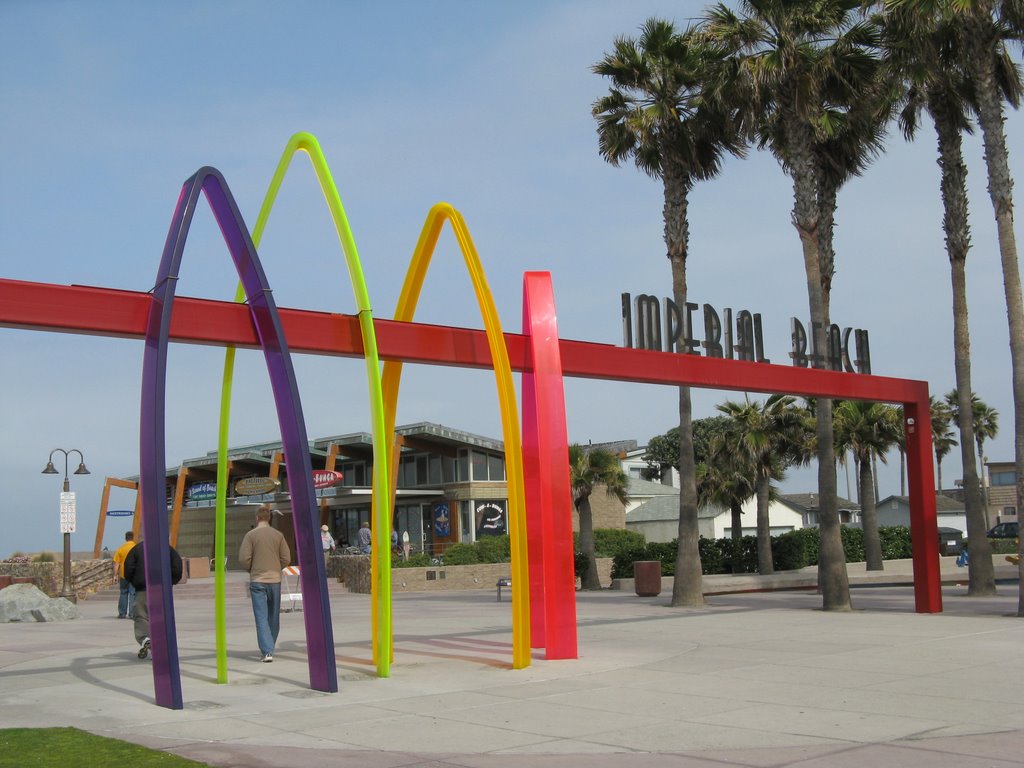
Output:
[{"xmin": 496, "ymin": 577, "xmax": 511, "ymax": 602}]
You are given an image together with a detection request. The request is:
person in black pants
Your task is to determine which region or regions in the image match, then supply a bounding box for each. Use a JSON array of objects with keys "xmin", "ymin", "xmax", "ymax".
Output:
[{"xmin": 123, "ymin": 541, "xmax": 183, "ymax": 659}]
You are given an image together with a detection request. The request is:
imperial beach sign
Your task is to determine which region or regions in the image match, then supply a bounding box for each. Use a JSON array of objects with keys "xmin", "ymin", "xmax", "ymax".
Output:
[{"xmin": 621, "ymin": 293, "xmax": 871, "ymax": 374}]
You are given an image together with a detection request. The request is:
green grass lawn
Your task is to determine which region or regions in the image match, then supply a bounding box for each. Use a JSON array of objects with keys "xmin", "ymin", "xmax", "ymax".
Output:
[{"xmin": 0, "ymin": 728, "xmax": 210, "ymax": 767}]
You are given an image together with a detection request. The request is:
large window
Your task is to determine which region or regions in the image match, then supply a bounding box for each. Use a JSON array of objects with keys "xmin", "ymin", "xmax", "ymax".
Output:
[
  {"xmin": 340, "ymin": 461, "xmax": 366, "ymax": 487},
  {"xmin": 991, "ymin": 471, "xmax": 1016, "ymax": 486},
  {"xmin": 488, "ymin": 454, "xmax": 505, "ymax": 482},
  {"xmin": 471, "ymin": 451, "xmax": 488, "ymax": 481}
]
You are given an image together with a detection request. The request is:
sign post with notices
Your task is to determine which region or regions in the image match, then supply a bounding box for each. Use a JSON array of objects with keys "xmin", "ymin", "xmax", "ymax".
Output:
[{"xmin": 60, "ymin": 491, "xmax": 76, "ymax": 533}]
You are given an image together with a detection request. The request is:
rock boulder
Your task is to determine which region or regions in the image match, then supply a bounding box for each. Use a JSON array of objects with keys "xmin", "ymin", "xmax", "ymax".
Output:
[{"xmin": 0, "ymin": 583, "xmax": 79, "ymax": 622}]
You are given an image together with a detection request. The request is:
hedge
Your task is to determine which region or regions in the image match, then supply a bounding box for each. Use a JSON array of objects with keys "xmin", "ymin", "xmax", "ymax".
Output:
[
  {"xmin": 396, "ymin": 525, "xmax": 944, "ymax": 576},
  {"xmin": 613, "ymin": 525, "xmax": 918, "ymax": 577}
]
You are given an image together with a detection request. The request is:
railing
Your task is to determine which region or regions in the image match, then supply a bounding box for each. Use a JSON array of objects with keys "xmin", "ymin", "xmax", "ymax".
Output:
[{"xmin": 73, "ymin": 559, "xmax": 117, "ymax": 599}]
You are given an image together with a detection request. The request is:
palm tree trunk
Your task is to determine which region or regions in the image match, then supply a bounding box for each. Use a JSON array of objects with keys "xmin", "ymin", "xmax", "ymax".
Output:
[
  {"xmin": 930, "ymin": 99, "xmax": 995, "ymax": 594},
  {"xmin": 730, "ymin": 501, "xmax": 744, "ymax": 573},
  {"xmin": 663, "ymin": 164, "xmax": 704, "ymax": 608},
  {"xmin": 755, "ymin": 475, "xmax": 773, "ymax": 574},
  {"xmin": 871, "ymin": 455, "xmax": 880, "ymax": 503},
  {"xmin": 977, "ymin": 442, "xmax": 990, "ymax": 525},
  {"xmin": 860, "ymin": 456, "xmax": 884, "ymax": 571},
  {"xmin": 936, "ymin": 455, "xmax": 943, "ymax": 496},
  {"xmin": 577, "ymin": 498, "xmax": 601, "ymax": 590},
  {"xmin": 790, "ymin": 117, "xmax": 850, "ymax": 611},
  {"xmin": 964, "ymin": 17, "xmax": 1020, "ymax": 608}
]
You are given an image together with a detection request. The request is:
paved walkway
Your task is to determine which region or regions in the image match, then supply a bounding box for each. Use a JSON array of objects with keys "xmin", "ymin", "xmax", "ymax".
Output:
[{"xmin": 1, "ymin": 565, "xmax": 1022, "ymax": 767}]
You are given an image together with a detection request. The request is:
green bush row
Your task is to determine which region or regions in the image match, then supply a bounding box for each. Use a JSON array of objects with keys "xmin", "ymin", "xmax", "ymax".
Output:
[
  {"xmin": 392, "ymin": 527, "xmax": 1013, "ymax": 575},
  {"xmin": 611, "ymin": 525, "xmax": 920, "ymax": 578}
]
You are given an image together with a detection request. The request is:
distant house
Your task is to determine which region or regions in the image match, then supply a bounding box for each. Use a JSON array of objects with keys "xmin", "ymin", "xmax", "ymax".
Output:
[
  {"xmin": 619, "ymin": 445, "xmax": 680, "ymax": 488},
  {"xmin": 625, "ymin": 482, "xmax": 859, "ymax": 543},
  {"xmin": 775, "ymin": 493, "xmax": 861, "ymax": 528},
  {"xmin": 985, "ymin": 460, "xmax": 1019, "ymax": 524},
  {"xmin": 876, "ymin": 494, "xmax": 966, "ymax": 534}
]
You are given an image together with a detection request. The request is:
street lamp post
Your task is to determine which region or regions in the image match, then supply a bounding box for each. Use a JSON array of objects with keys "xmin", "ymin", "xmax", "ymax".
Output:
[{"xmin": 42, "ymin": 448, "xmax": 89, "ymax": 603}]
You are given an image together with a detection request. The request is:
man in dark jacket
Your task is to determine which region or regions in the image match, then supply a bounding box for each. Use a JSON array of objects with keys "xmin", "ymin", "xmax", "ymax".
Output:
[{"xmin": 123, "ymin": 541, "xmax": 183, "ymax": 659}]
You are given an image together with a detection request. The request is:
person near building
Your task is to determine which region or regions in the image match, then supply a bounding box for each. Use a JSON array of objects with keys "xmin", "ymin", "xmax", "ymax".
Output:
[
  {"xmin": 239, "ymin": 507, "xmax": 291, "ymax": 663},
  {"xmin": 123, "ymin": 539, "xmax": 183, "ymax": 659},
  {"xmin": 321, "ymin": 524, "xmax": 336, "ymax": 555},
  {"xmin": 357, "ymin": 521, "xmax": 372, "ymax": 554},
  {"xmin": 112, "ymin": 531, "xmax": 137, "ymax": 619}
]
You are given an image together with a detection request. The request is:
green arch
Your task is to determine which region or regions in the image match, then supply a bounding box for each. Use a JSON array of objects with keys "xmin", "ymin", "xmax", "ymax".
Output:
[{"xmin": 212, "ymin": 132, "xmax": 390, "ymax": 681}]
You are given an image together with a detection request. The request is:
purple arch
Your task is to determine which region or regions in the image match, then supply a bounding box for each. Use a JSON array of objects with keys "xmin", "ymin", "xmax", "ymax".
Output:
[{"xmin": 140, "ymin": 167, "xmax": 337, "ymax": 709}]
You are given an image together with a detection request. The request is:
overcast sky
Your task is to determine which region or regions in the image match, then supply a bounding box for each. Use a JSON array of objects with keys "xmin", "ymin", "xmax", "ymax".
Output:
[{"xmin": 1, "ymin": 1, "xmax": 1021, "ymax": 555}]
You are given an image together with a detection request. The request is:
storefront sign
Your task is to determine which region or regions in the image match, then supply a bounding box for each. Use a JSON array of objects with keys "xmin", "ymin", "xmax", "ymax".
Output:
[
  {"xmin": 434, "ymin": 501, "xmax": 451, "ymax": 538},
  {"xmin": 621, "ymin": 293, "xmax": 871, "ymax": 374},
  {"xmin": 234, "ymin": 476, "xmax": 280, "ymax": 496},
  {"xmin": 187, "ymin": 481, "xmax": 216, "ymax": 502},
  {"xmin": 475, "ymin": 502, "xmax": 506, "ymax": 537},
  {"xmin": 312, "ymin": 470, "xmax": 344, "ymax": 489}
]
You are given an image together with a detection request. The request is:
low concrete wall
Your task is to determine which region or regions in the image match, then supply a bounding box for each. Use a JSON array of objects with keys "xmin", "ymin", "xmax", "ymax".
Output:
[
  {"xmin": 0, "ymin": 560, "xmax": 116, "ymax": 599},
  {"xmin": 610, "ymin": 556, "xmax": 1020, "ymax": 595},
  {"xmin": 342, "ymin": 557, "xmax": 614, "ymax": 595}
]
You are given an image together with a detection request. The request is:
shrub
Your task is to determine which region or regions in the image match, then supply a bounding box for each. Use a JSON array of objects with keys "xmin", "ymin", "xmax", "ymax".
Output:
[
  {"xmin": 441, "ymin": 543, "xmax": 480, "ymax": 565},
  {"xmin": 593, "ymin": 529, "xmax": 646, "ymax": 558},
  {"xmin": 32, "ymin": 551, "xmax": 57, "ymax": 563},
  {"xmin": 979, "ymin": 538, "xmax": 1019, "ymax": 555},
  {"xmin": 474, "ymin": 535, "xmax": 511, "ymax": 563},
  {"xmin": 611, "ymin": 539, "xmax": 649, "ymax": 579},
  {"xmin": 878, "ymin": 526, "xmax": 913, "ymax": 559},
  {"xmin": 643, "ymin": 541, "xmax": 678, "ymax": 576},
  {"xmin": 772, "ymin": 528, "xmax": 819, "ymax": 570},
  {"xmin": 841, "ymin": 526, "xmax": 865, "ymax": 563},
  {"xmin": 394, "ymin": 553, "xmax": 431, "ymax": 568},
  {"xmin": 698, "ymin": 537, "xmax": 726, "ymax": 575},
  {"xmin": 574, "ymin": 551, "xmax": 589, "ymax": 579}
]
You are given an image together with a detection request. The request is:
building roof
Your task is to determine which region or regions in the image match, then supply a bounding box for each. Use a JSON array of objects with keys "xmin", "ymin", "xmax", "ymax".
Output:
[
  {"xmin": 627, "ymin": 492, "xmax": 725, "ymax": 523},
  {"xmin": 583, "ymin": 439, "xmax": 638, "ymax": 456},
  {"xmin": 627, "ymin": 476, "xmax": 679, "ymax": 498},
  {"xmin": 777, "ymin": 493, "xmax": 860, "ymax": 513},
  {"xmin": 878, "ymin": 494, "xmax": 965, "ymax": 512},
  {"xmin": 132, "ymin": 422, "xmax": 506, "ymax": 482}
]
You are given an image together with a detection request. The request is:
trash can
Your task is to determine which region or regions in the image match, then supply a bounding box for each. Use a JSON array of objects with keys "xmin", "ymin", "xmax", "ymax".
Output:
[
  {"xmin": 938, "ymin": 527, "xmax": 964, "ymax": 556},
  {"xmin": 634, "ymin": 560, "xmax": 662, "ymax": 597}
]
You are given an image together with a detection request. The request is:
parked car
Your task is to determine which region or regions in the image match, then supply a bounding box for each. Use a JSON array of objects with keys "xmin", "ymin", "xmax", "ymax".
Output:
[{"xmin": 986, "ymin": 522, "xmax": 1019, "ymax": 539}]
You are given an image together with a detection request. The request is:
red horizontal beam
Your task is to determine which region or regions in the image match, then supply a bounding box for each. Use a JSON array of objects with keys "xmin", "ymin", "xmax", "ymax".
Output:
[{"xmin": 0, "ymin": 278, "xmax": 926, "ymax": 404}]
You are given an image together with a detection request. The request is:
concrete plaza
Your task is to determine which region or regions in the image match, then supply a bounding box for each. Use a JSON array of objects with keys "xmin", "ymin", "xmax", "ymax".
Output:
[{"xmin": 0, "ymin": 566, "xmax": 1021, "ymax": 767}]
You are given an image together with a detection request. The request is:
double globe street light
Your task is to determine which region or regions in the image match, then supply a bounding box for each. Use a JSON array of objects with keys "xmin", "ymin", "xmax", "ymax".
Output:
[{"xmin": 42, "ymin": 448, "xmax": 90, "ymax": 602}]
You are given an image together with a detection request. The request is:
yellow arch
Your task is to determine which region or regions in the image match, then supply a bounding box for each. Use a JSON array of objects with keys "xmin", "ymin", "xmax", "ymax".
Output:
[{"xmin": 376, "ymin": 202, "xmax": 530, "ymax": 669}]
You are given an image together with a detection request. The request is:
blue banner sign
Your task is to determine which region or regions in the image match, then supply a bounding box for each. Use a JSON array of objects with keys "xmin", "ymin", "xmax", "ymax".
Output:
[
  {"xmin": 188, "ymin": 481, "xmax": 217, "ymax": 502},
  {"xmin": 106, "ymin": 509, "xmax": 134, "ymax": 517}
]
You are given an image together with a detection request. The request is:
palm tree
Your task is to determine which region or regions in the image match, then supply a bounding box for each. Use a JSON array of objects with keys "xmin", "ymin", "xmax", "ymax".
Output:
[
  {"xmin": 833, "ymin": 401, "xmax": 903, "ymax": 570},
  {"xmin": 717, "ymin": 394, "xmax": 806, "ymax": 574},
  {"xmin": 699, "ymin": 438, "xmax": 760, "ymax": 573},
  {"xmin": 880, "ymin": 3, "xmax": 996, "ymax": 594},
  {"xmin": 930, "ymin": 395, "xmax": 957, "ymax": 493},
  {"xmin": 947, "ymin": 391, "xmax": 1000, "ymax": 512},
  {"xmin": 972, "ymin": 401, "xmax": 1000, "ymax": 508},
  {"xmin": 889, "ymin": 0, "xmax": 1023, "ymax": 613},
  {"xmin": 593, "ymin": 19, "xmax": 746, "ymax": 607},
  {"xmin": 703, "ymin": 0, "xmax": 880, "ymax": 610},
  {"xmin": 569, "ymin": 445, "xmax": 629, "ymax": 590}
]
